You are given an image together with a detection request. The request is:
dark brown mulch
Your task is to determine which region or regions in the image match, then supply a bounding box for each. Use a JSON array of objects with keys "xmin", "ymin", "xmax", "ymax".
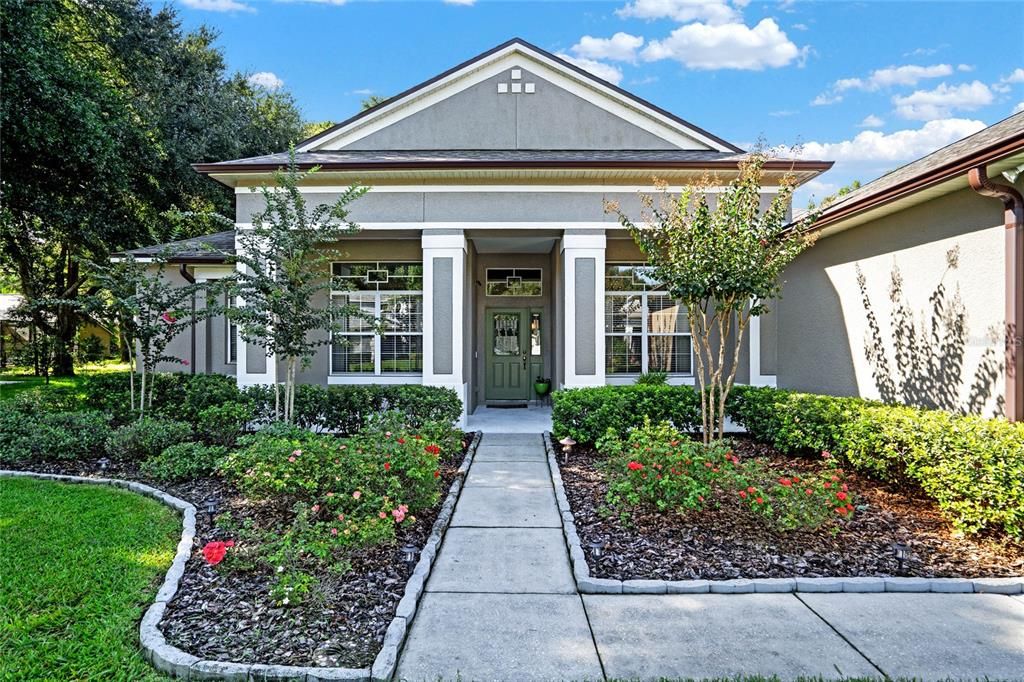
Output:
[
  {"xmin": 10, "ymin": 436, "xmax": 472, "ymax": 668},
  {"xmin": 555, "ymin": 436, "xmax": 1024, "ymax": 581}
]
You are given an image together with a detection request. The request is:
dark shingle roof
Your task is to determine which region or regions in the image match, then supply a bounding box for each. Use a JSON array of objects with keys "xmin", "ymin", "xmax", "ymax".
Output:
[
  {"xmin": 118, "ymin": 230, "xmax": 234, "ymax": 263},
  {"xmin": 194, "ymin": 149, "xmax": 831, "ymax": 174},
  {"xmin": 817, "ymin": 111, "xmax": 1024, "ymax": 225}
]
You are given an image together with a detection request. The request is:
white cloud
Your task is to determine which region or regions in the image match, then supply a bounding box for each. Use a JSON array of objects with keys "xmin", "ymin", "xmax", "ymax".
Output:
[
  {"xmin": 858, "ymin": 114, "xmax": 884, "ymax": 128},
  {"xmin": 834, "ymin": 64, "xmax": 952, "ymax": 92},
  {"xmin": 616, "ymin": 0, "xmax": 739, "ymax": 25},
  {"xmin": 1001, "ymin": 68, "xmax": 1024, "ymax": 84},
  {"xmin": 791, "ymin": 23, "xmax": 808, "ymax": 31},
  {"xmin": 572, "ymin": 33, "xmax": 644, "ymax": 63},
  {"xmin": 556, "ymin": 53, "xmax": 624, "ymax": 85},
  {"xmin": 811, "ymin": 92, "xmax": 842, "ymax": 106},
  {"xmin": 904, "ymin": 46, "xmax": 944, "ymax": 57},
  {"xmin": 442, "ymin": 0, "xmax": 476, "ymax": 5},
  {"xmin": 247, "ymin": 71, "xmax": 284, "ymax": 90},
  {"xmin": 181, "ymin": 0, "xmax": 254, "ymax": 11},
  {"xmin": 641, "ymin": 18, "xmax": 803, "ymax": 70},
  {"xmin": 769, "ymin": 109, "xmax": 798, "ymax": 117},
  {"xmin": 957, "ymin": 64, "xmax": 974, "ymax": 72},
  {"xmin": 350, "ymin": 88, "xmax": 375, "ymax": 96},
  {"xmin": 1014, "ymin": 102, "xmax": 1024, "ymax": 115},
  {"xmin": 797, "ymin": 118, "xmax": 985, "ymax": 163},
  {"xmin": 994, "ymin": 83, "xmax": 1012, "ymax": 94},
  {"xmin": 892, "ymin": 81, "xmax": 993, "ymax": 121}
]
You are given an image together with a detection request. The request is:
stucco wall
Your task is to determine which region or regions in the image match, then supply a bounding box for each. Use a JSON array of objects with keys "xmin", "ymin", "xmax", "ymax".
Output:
[
  {"xmin": 342, "ymin": 67, "xmax": 682, "ymax": 151},
  {"xmin": 777, "ymin": 187, "xmax": 1007, "ymax": 417}
]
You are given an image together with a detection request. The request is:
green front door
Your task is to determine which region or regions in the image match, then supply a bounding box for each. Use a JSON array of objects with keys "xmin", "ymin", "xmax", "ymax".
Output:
[{"xmin": 485, "ymin": 309, "xmax": 529, "ymax": 402}]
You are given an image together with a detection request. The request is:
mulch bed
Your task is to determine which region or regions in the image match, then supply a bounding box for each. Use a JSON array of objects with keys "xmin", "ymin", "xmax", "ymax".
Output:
[
  {"xmin": 9, "ymin": 435, "xmax": 472, "ymax": 669},
  {"xmin": 555, "ymin": 436, "xmax": 1024, "ymax": 581}
]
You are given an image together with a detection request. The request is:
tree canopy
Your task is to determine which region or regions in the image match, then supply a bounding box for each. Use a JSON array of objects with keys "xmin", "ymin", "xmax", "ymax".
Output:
[{"xmin": 0, "ymin": 0, "xmax": 305, "ymax": 374}]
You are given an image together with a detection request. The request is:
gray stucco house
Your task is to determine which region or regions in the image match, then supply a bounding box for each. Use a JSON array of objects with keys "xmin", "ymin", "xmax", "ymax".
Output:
[{"xmin": 127, "ymin": 39, "xmax": 1024, "ymax": 424}]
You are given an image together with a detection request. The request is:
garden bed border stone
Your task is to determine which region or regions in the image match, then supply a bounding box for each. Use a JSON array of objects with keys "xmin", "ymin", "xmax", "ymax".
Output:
[
  {"xmin": 540, "ymin": 433, "xmax": 1024, "ymax": 596},
  {"xmin": 0, "ymin": 431, "xmax": 481, "ymax": 682}
]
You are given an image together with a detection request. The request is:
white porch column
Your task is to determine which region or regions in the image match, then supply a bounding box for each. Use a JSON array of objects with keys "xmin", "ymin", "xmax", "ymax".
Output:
[
  {"xmin": 561, "ymin": 229, "xmax": 606, "ymax": 388},
  {"xmin": 234, "ymin": 230, "xmax": 276, "ymax": 388},
  {"xmin": 422, "ymin": 229, "xmax": 468, "ymax": 426},
  {"xmin": 748, "ymin": 310, "xmax": 777, "ymax": 387}
]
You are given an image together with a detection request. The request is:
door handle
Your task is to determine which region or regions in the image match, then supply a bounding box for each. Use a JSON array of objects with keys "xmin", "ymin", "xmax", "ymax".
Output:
[{"xmin": 522, "ymin": 354, "xmax": 527, "ymax": 369}]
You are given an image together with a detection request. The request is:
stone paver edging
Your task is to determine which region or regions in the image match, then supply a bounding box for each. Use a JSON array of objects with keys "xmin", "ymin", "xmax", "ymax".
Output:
[
  {"xmin": 541, "ymin": 433, "xmax": 1024, "ymax": 597},
  {"xmin": 0, "ymin": 432, "xmax": 480, "ymax": 682}
]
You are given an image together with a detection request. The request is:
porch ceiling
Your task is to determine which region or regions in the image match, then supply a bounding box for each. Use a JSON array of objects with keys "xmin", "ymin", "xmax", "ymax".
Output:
[{"xmin": 471, "ymin": 236, "xmax": 557, "ymax": 253}]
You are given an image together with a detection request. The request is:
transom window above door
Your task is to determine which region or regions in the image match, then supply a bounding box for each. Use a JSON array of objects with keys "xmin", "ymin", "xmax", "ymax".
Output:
[{"xmin": 485, "ymin": 268, "xmax": 542, "ymax": 296}]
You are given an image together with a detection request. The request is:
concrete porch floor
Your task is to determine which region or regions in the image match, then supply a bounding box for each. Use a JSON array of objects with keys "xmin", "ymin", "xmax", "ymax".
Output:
[{"xmin": 466, "ymin": 404, "xmax": 553, "ymax": 433}]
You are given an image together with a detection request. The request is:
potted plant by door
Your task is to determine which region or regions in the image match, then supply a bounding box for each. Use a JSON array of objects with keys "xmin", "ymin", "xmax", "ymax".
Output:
[{"xmin": 534, "ymin": 376, "xmax": 551, "ymax": 396}]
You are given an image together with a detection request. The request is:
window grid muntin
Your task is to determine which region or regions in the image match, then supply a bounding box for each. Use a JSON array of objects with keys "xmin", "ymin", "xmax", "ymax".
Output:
[{"xmin": 485, "ymin": 267, "xmax": 542, "ymax": 296}]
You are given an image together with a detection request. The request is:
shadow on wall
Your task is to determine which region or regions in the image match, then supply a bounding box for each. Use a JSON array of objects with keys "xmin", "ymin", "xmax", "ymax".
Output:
[{"xmin": 856, "ymin": 245, "xmax": 1004, "ymax": 417}]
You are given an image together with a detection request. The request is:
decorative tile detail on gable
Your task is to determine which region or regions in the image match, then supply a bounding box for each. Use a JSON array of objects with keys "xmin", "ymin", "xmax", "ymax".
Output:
[{"xmin": 497, "ymin": 69, "xmax": 535, "ymax": 95}]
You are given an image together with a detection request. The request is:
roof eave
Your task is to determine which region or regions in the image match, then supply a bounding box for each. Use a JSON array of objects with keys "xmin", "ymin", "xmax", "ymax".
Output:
[{"xmin": 811, "ymin": 130, "xmax": 1024, "ymax": 233}]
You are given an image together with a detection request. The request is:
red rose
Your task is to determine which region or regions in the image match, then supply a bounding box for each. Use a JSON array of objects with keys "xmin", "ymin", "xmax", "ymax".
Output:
[
  {"xmin": 433, "ymin": 470, "xmax": 440, "ymax": 478},
  {"xmin": 805, "ymin": 489, "xmax": 813, "ymax": 496},
  {"xmin": 836, "ymin": 491, "xmax": 847, "ymax": 501},
  {"xmin": 202, "ymin": 541, "xmax": 231, "ymax": 566},
  {"xmin": 739, "ymin": 491, "xmax": 747, "ymax": 498},
  {"xmin": 384, "ymin": 462, "xmax": 391, "ymax": 472},
  {"xmin": 398, "ymin": 437, "xmax": 406, "ymax": 445},
  {"xmin": 755, "ymin": 497, "xmax": 764, "ymax": 504},
  {"xmin": 425, "ymin": 444, "xmax": 441, "ymax": 456},
  {"xmin": 747, "ymin": 486, "xmax": 756, "ymax": 494},
  {"xmin": 778, "ymin": 477, "xmax": 792, "ymax": 487},
  {"xmin": 628, "ymin": 461, "xmax": 643, "ymax": 471},
  {"xmin": 824, "ymin": 482, "xmax": 832, "ymax": 489},
  {"xmin": 836, "ymin": 506, "xmax": 848, "ymax": 515}
]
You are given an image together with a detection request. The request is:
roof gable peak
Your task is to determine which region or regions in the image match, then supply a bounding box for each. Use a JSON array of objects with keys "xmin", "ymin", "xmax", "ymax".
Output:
[{"xmin": 298, "ymin": 38, "xmax": 741, "ymax": 155}]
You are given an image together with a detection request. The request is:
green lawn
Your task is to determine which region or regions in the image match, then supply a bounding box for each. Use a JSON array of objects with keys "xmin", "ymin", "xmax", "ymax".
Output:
[
  {"xmin": 0, "ymin": 362, "xmax": 129, "ymax": 402},
  {"xmin": 0, "ymin": 477, "xmax": 180, "ymax": 681}
]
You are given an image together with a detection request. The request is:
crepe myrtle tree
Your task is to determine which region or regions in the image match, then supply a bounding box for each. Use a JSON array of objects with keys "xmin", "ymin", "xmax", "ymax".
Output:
[
  {"xmin": 608, "ymin": 154, "xmax": 821, "ymax": 442},
  {"xmin": 229, "ymin": 149, "xmax": 374, "ymax": 424},
  {"xmin": 89, "ymin": 255, "xmax": 215, "ymax": 418}
]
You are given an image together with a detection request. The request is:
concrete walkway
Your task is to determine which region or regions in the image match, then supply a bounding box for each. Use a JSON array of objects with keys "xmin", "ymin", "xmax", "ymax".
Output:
[{"xmin": 395, "ymin": 433, "xmax": 1024, "ymax": 682}]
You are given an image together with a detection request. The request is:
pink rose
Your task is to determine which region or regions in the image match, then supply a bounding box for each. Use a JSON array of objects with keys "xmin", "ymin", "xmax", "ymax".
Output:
[{"xmin": 352, "ymin": 490, "xmax": 361, "ymax": 500}]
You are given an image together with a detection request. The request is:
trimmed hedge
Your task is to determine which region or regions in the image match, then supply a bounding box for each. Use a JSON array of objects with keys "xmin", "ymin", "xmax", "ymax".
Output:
[
  {"xmin": 81, "ymin": 373, "xmax": 245, "ymax": 426},
  {"xmin": 726, "ymin": 385, "xmax": 1024, "ymax": 539},
  {"xmin": 0, "ymin": 410, "xmax": 112, "ymax": 463},
  {"xmin": 552, "ymin": 385, "xmax": 702, "ymax": 445},
  {"xmin": 243, "ymin": 383, "xmax": 462, "ymax": 433}
]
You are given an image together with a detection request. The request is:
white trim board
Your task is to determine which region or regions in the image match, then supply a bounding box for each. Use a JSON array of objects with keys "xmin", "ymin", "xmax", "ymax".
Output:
[
  {"xmin": 236, "ymin": 185, "xmax": 780, "ymax": 194},
  {"xmin": 300, "ymin": 43, "xmax": 731, "ymax": 154}
]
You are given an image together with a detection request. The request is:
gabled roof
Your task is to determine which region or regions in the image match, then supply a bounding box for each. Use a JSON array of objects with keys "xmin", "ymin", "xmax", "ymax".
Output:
[
  {"xmin": 115, "ymin": 231, "xmax": 235, "ymax": 264},
  {"xmin": 296, "ymin": 38, "xmax": 742, "ymax": 154},
  {"xmin": 813, "ymin": 111, "xmax": 1024, "ymax": 232}
]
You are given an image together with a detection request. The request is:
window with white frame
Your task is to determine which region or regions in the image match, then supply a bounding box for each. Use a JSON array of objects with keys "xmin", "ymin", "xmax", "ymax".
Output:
[
  {"xmin": 330, "ymin": 262, "xmax": 423, "ymax": 374},
  {"xmin": 605, "ymin": 263, "xmax": 692, "ymax": 375}
]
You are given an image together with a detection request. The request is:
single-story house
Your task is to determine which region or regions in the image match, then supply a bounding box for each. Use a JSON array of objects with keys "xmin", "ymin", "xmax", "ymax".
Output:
[
  {"xmin": 0, "ymin": 293, "xmax": 116, "ymax": 367},
  {"xmin": 120, "ymin": 38, "xmax": 1024, "ymax": 424},
  {"xmin": 778, "ymin": 111, "xmax": 1023, "ymax": 421}
]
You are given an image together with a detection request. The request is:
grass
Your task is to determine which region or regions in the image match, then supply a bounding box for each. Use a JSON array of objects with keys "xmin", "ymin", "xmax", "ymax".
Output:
[
  {"xmin": 0, "ymin": 477, "xmax": 180, "ymax": 680},
  {"xmin": 0, "ymin": 361, "xmax": 129, "ymax": 402}
]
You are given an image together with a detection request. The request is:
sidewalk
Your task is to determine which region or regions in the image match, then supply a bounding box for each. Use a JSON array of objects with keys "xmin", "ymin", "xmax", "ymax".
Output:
[{"xmin": 395, "ymin": 433, "xmax": 1024, "ymax": 682}]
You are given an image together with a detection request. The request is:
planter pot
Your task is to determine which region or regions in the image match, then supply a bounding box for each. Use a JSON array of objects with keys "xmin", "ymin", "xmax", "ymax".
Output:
[{"xmin": 534, "ymin": 382, "xmax": 551, "ymax": 396}]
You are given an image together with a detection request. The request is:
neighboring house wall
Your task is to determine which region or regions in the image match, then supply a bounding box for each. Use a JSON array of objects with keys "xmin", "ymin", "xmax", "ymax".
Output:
[{"xmin": 778, "ymin": 187, "xmax": 1007, "ymax": 417}]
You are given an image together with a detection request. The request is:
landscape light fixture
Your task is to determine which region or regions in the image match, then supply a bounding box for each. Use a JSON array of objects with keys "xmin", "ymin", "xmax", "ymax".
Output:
[
  {"xmin": 588, "ymin": 538, "xmax": 606, "ymax": 559},
  {"xmin": 559, "ymin": 436, "xmax": 576, "ymax": 464},
  {"xmin": 204, "ymin": 497, "xmax": 219, "ymax": 525},
  {"xmin": 892, "ymin": 542, "xmax": 909, "ymax": 572},
  {"xmin": 401, "ymin": 544, "xmax": 419, "ymax": 569},
  {"xmin": 97, "ymin": 457, "xmax": 110, "ymax": 472}
]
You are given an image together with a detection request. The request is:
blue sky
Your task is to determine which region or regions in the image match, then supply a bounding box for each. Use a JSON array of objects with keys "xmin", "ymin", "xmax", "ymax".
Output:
[{"xmin": 172, "ymin": 0, "xmax": 1024, "ymax": 207}]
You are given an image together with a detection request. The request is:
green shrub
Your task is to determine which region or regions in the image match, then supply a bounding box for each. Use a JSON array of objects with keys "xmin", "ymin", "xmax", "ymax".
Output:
[
  {"xmin": 9, "ymin": 386, "xmax": 82, "ymax": 414},
  {"xmin": 197, "ymin": 402, "xmax": 254, "ymax": 447},
  {"xmin": 242, "ymin": 383, "xmax": 463, "ymax": 434},
  {"xmin": 600, "ymin": 419, "xmax": 736, "ymax": 514},
  {"xmin": 0, "ymin": 410, "xmax": 112, "ymax": 463},
  {"xmin": 141, "ymin": 442, "xmax": 227, "ymax": 482},
  {"xmin": 83, "ymin": 372, "xmax": 246, "ymax": 425},
  {"xmin": 726, "ymin": 386, "xmax": 1024, "ymax": 539},
  {"xmin": 104, "ymin": 418, "xmax": 194, "ymax": 460},
  {"xmin": 552, "ymin": 385, "xmax": 702, "ymax": 445},
  {"xmin": 635, "ymin": 371, "xmax": 668, "ymax": 386},
  {"xmin": 732, "ymin": 454, "xmax": 857, "ymax": 531}
]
